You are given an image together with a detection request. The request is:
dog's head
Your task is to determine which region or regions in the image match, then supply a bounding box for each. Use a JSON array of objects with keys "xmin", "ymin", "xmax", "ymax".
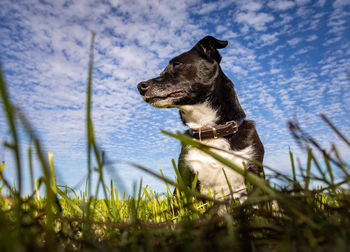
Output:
[{"xmin": 137, "ymin": 36, "xmax": 228, "ymax": 108}]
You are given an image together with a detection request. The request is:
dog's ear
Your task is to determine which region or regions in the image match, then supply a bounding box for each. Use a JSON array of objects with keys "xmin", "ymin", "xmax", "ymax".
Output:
[{"xmin": 195, "ymin": 36, "xmax": 228, "ymax": 63}]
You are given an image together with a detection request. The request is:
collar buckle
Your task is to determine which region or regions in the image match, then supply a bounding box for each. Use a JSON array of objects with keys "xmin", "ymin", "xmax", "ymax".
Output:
[{"xmin": 226, "ymin": 121, "xmax": 239, "ymax": 134}]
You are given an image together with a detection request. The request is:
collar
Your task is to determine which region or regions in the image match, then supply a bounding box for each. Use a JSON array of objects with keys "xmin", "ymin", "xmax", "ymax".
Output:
[{"xmin": 189, "ymin": 119, "xmax": 244, "ymax": 141}]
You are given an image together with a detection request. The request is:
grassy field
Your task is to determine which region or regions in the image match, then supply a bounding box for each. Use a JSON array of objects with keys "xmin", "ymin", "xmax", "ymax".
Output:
[{"xmin": 1, "ymin": 35, "xmax": 350, "ymax": 251}]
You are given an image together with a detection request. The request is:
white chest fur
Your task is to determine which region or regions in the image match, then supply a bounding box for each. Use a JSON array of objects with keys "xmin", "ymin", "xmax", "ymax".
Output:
[
  {"xmin": 179, "ymin": 101, "xmax": 251, "ymax": 201},
  {"xmin": 183, "ymin": 138, "xmax": 253, "ymax": 201}
]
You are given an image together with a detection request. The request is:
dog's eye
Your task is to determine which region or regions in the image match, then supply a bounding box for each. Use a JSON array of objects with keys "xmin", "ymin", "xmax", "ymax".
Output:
[{"xmin": 172, "ymin": 62, "xmax": 182, "ymax": 70}]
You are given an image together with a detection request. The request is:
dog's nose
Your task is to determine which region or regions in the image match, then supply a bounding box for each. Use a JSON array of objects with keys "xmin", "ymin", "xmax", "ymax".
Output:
[{"xmin": 137, "ymin": 81, "xmax": 150, "ymax": 95}]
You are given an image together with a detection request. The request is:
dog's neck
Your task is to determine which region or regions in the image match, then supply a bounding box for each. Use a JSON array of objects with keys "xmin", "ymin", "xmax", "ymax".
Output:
[
  {"xmin": 179, "ymin": 102, "xmax": 219, "ymax": 128},
  {"xmin": 179, "ymin": 72, "xmax": 246, "ymax": 129}
]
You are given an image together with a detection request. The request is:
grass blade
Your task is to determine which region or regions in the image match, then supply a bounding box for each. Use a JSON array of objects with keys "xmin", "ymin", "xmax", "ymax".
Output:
[
  {"xmin": 222, "ymin": 168, "xmax": 234, "ymax": 199},
  {"xmin": 305, "ymin": 148, "xmax": 312, "ymax": 190},
  {"xmin": 159, "ymin": 168, "xmax": 172, "ymax": 195},
  {"xmin": 48, "ymin": 151, "xmax": 57, "ymax": 195},
  {"xmin": 86, "ymin": 32, "xmax": 96, "ymax": 200},
  {"xmin": 289, "ymin": 148, "xmax": 297, "ymax": 186},
  {"xmin": 56, "ymin": 187, "xmax": 83, "ymax": 216},
  {"xmin": 321, "ymin": 113, "xmax": 350, "ymax": 147},
  {"xmin": 0, "ymin": 161, "xmax": 4, "ymax": 181},
  {"xmin": 0, "ymin": 161, "xmax": 5, "ymax": 193},
  {"xmin": 0, "ymin": 68, "xmax": 22, "ymax": 196}
]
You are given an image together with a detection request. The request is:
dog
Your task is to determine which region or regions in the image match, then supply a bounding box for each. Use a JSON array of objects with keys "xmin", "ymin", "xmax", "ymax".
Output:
[{"xmin": 137, "ymin": 36, "xmax": 264, "ymax": 201}]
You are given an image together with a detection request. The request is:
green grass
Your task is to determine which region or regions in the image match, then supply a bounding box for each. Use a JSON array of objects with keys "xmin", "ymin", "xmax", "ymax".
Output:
[{"xmin": 1, "ymin": 34, "xmax": 350, "ymax": 251}]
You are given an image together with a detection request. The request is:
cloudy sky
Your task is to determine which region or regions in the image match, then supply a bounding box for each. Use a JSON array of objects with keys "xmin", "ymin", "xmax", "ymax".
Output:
[{"xmin": 0, "ymin": 0, "xmax": 349, "ymax": 195}]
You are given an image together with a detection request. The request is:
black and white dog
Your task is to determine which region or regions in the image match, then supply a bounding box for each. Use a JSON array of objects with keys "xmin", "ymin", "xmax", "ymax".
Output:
[{"xmin": 137, "ymin": 36, "xmax": 264, "ymax": 201}]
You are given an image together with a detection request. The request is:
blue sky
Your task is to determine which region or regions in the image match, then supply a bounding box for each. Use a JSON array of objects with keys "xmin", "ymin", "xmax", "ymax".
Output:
[{"xmin": 0, "ymin": 0, "xmax": 349, "ymax": 195}]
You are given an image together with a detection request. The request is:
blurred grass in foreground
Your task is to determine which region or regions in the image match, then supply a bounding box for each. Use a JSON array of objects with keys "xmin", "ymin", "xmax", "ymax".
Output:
[{"xmin": 0, "ymin": 35, "xmax": 350, "ymax": 251}]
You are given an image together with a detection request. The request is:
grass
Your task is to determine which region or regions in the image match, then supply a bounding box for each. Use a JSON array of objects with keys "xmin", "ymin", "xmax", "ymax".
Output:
[{"xmin": 1, "ymin": 35, "xmax": 350, "ymax": 251}]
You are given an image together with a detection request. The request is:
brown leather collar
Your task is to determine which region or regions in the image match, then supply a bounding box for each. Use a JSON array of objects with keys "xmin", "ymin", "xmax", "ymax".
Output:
[{"xmin": 189, "ymin": 119, "xmax": 244, "ymax": 140}]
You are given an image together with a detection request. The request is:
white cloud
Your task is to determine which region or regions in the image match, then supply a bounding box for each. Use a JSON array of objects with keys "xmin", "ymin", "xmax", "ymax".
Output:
[
  {"xmin": 294, "ymin": 48, "xmax": 309, "ymax": 55},
  {"xmin": 268, "ymin": 0, "xmax": 295, "ymax": 11},
  {"xmin": 239, "ymin": 0, "xmax": 263, "ymax": 11},
  {"xmin": 216, "ymin": 25, "xmax": 227, "ymax": 34},
  {"xmin": 224, "ymin": 31, "xmax": 240, "ymax": 38},
  {"xmin": 323, "ymin": 36, "xmax": 342, "ymax": 46},
  {"xmin": 235, "ymin": 11, "xmax": 275, "ymax": 31},
  {"xmin": 327, "ymin": 7, "xmax": 349, "ymax": 35},
  {"xmin": 316, "ymin": 0, "xmax": 326, "ymax": 6},
  {"xmin": 287, "ymin": 37, "xmax": 302, "ymax": 46},
  {"xmin": 270, "ymin": 68, "xmax": 282, "ymax": 74},
  {"xmin": 194, "ymin": 0, "xmax": 234, "ymax": 15},
  {"xmin": 295, "ymin": 0, "xmax": 311, "ymax": 5},
  {"xmin": 260, "ymin": 32, "xmax": 279, "ymax": 46},
  {"xmin": 306, "ymin": 34, "xmax": 318, "ymax": 42},
  {"xmin": 333, "ymin": 0, "xmax": 350, "ymax": 8}
]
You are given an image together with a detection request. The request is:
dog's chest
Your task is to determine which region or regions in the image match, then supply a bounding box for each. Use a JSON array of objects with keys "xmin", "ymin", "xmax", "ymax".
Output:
[{"xmin": 182, "ymin": 138, "xmax": 252, "ymax": 200}]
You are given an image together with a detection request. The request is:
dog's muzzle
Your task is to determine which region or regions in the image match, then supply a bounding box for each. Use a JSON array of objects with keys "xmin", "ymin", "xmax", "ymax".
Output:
[{"xmin": 137, "ymin": 81, "xmax": 150, "ymax": 96}]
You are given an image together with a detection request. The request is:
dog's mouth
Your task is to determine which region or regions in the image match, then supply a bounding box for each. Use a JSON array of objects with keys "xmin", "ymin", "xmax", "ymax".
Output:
[
  {"xmin": 144, "ymin": 90, "xmax": 185, "ymax": 103},
  {"xmin": 168, "ymin": 91, "xmax": 185, "ymax": 97}
]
